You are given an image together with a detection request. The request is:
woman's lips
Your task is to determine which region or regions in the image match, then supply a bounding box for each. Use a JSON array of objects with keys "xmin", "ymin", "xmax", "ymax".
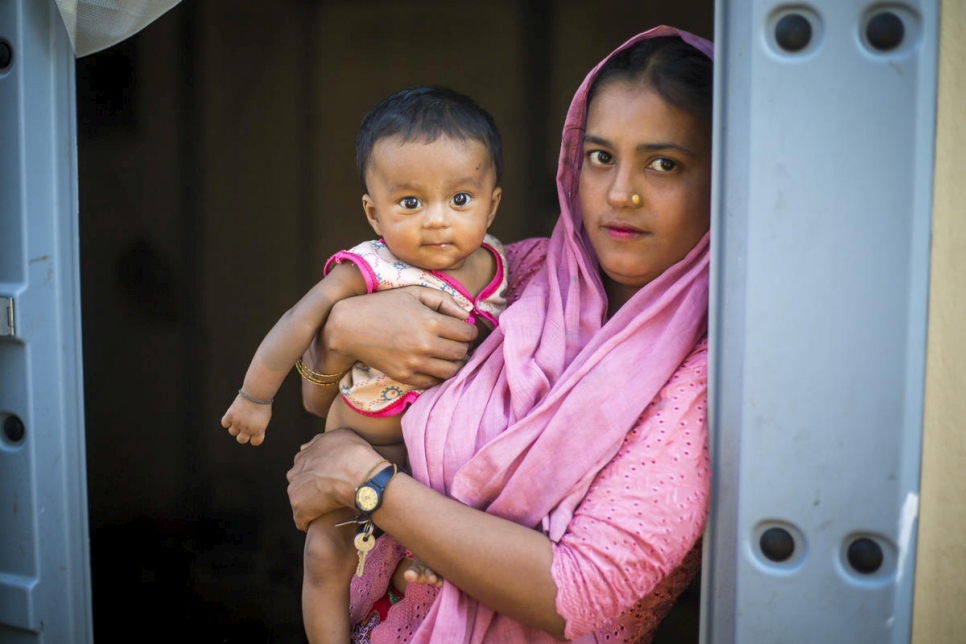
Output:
[{"xmin": 602, "ymin": 223, "xmax": 645, "ymax": 240}]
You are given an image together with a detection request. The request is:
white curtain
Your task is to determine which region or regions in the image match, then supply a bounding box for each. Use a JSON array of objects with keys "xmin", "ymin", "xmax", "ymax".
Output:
[{"xmin": 54, "ymin": 0, "xmax": 181, "ymax": 57}]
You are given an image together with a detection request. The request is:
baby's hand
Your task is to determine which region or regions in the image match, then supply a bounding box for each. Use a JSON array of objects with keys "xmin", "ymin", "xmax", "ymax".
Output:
[
  {"xmin": 221, "ymin": 393, "xmax": 272, "ymax": 446},
  {"xmin": 403, "ymin": 556, "xmax": 443, "ymax": 588}
]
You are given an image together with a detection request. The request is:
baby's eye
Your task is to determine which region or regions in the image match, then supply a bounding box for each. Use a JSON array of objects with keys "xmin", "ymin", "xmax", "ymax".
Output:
[
  {"xmin": 587, "ymin": 150, "xmax": 613, "ymax": 166},
  {"xmin": 400, "ymin": 196, "xmax": 422, "ymax": 209},
  {"xmin": 451, "ymin": 193, "xmax": 473, "ymax": 207},
  {"xmin": 647, "ymin": 158, "xmax": 677, "ymax": 173}
]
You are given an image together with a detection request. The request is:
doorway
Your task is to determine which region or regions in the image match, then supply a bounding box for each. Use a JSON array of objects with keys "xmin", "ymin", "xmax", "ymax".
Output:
[{"xmin": 77, "ymin": 2, "xmax": 713, "ymax": 640}]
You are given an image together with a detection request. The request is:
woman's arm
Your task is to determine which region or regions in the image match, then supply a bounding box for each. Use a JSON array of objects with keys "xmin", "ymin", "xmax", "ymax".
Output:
[
  {"xmin": 551, "ymin": 340, "xmax": 709, "ymax": 638},
  {"xmin": 288, "ymin": 338, "xmax": 709, "ymax": 641},
  {"xmin": 301, "ymin": 286, "xmax": 478, "ymax": 417},
  {"xmin": 287, "ymin": 429, "xmax": 567, "ymax": 639},
  {"xmin": 380, "ymin": 466, "xmax": 567, "ymax": 638}
]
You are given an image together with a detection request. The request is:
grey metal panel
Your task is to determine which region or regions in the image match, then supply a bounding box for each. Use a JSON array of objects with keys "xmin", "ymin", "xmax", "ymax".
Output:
[
  {"xmin": 0, "ymin": 0, "xmax": 92, "ymax": 641},
  {"xmin": 703, "ymin": 1, "xmax": 938, "ymax": 642}
]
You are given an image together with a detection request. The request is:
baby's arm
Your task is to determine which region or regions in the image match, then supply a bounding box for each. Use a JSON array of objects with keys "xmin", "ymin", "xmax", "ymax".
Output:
[{"xmin": 222, "ymin": 262, "xmax": 368, "ymax": 445}]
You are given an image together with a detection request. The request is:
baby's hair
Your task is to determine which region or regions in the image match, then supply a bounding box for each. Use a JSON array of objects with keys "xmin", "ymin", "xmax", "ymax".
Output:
[
  {"xmin": 588, "ymin": 36, "xmax": 713, "ymax": 131},
  {"xmin": 356, "ymin": 86, "xmax": 503, "ymax": 190}
]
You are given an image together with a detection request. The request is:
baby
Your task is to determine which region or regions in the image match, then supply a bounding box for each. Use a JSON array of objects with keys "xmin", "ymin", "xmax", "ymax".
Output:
[{"xmin": 221, "ymin": 86, "xmax": 507, "ymax": 643}]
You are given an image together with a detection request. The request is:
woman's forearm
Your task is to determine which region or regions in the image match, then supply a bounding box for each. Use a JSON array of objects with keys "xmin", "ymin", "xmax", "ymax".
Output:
[
  {"xmin": 287, "ymin": 430, "xmax": 565, "ymax": 636},
  {"xmin": 287, "ymin": 424, "xmax": 567, "ymax": 638},
  {"xmin": 374, "ymin": 474, "xmax": 567, "ymax": 639}
]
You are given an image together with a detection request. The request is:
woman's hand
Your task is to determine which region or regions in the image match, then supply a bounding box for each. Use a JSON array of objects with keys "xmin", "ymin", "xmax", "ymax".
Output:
[
  {"xmin": 324, "ymin": 286, "xmax": 477, "ymax": 388},
  {"xmin": 285, "ymin": 429, "xmax": 384, "ymax": 531}
]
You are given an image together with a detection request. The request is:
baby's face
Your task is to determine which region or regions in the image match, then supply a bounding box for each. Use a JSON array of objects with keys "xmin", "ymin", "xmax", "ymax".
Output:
[{"xmin": 362, "ymin": 135, "xmax": 501, "ymax": 272}]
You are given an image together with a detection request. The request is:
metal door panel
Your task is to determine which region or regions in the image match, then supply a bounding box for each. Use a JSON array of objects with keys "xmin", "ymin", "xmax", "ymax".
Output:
[
  {"xmin": 0, "ymin": 0, "xmax": 92, "ymax": 641},
  {"xmin": 704, "ymin": 2, "xmax": 938, "ymax": 642}
]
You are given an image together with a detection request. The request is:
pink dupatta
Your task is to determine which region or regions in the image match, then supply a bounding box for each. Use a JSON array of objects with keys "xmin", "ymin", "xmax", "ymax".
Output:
[{"xmin": 398, "ymin": 26, "xmax": 714, "ymax": 643}]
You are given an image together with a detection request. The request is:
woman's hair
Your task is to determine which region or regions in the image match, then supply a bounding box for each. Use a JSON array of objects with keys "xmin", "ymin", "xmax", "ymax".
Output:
[
  {"xmin": 587, "ymin": 36, "xmax": 713, "ymax": 130},
  {"xmin": 355, "ymin": 85, "xmax": 504, "ymax": 189}
]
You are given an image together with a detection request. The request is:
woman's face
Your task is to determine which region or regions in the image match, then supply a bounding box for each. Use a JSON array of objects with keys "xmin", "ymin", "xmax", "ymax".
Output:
[{"xmin": 579, "ymin": 80, "xmax": 711, "ymax": 310}]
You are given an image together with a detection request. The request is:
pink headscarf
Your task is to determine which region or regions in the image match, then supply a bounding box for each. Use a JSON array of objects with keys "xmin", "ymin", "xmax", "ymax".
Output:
[{"xmin": 400, "ymin": 26, "xmax": 713, "ymax": 643}]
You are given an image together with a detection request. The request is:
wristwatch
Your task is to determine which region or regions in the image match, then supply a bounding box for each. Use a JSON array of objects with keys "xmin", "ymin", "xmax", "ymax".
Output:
[{"xmin": 354, "ymin": 464, "xmax": 398, "ymax": 518}]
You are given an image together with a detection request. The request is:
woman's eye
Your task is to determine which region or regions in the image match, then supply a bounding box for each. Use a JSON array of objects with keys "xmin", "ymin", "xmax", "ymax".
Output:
[
  {"xmin": 451, "ymin": 193, "xmax": 472, "ymax": 207},
  {"xmin": 587, "ymin": 150, "xmax": 613, "ymax": 166},
  {"xmin": 647, "ymin": 158, "xmax": 677, "ymax": 173},
  {"xmin": 400, "ymin": 197, "xmax": 421, "ymax": 209}
]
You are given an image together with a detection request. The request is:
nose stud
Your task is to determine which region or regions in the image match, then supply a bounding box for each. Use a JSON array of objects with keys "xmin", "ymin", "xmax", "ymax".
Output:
[{"xmin": 631, "ymin": 194, "xmax": 641, "ymax": 206}]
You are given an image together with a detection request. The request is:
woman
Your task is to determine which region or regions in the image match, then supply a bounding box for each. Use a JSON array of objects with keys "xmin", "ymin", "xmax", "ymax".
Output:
[{"xmin": 288, "ymin": 25, "xmax": 714, "ymax": 643}]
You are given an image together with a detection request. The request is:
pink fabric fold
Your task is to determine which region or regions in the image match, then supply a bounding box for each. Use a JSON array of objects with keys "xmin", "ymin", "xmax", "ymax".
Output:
[{"xmin": 395, "ymin": 25, "xmax": 713, "ymax": 643}]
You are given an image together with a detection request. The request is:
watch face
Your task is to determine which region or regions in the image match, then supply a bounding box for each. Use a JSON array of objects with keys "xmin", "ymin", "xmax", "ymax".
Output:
[{"xmin": 356, "ymin": 486, "xmax": 379, "ymax": 512}]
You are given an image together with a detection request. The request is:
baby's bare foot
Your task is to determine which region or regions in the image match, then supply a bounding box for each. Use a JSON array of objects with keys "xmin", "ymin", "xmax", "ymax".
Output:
[{"xmin": 403, "ymin": 557, "xmax": 443, "ymax": 588}]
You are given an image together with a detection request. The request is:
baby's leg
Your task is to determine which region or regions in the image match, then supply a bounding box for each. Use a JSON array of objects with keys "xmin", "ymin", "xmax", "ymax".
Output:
[
  {"xmin": 302, "ymin": 507, "xmax": 359, "ymax": 644},
  {"xmin": 326, "ymin": 397, "xmax": 406, "ymax": 460}
]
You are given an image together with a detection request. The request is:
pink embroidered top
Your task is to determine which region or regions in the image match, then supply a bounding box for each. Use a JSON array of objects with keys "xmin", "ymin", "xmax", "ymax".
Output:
[
  {"xmin": 349, "ymin": 238, "xmax": 710, "ymax": 643},
  {"xmin": 325, "ymin": 235, "xmax": 509, "ymax": 417}
]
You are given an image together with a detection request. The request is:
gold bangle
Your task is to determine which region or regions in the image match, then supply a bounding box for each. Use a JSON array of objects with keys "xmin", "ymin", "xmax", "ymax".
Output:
[
  {"xmin": 295, "ymin": 358, "xmax": 349, "ymax": 386},
  {"xmin": 358, "ymin": 459, "xmax": 390, "ymax": 487},
  {"xmin": 297, "ymin": 358, "xmax": 350, "ymax": 380}
]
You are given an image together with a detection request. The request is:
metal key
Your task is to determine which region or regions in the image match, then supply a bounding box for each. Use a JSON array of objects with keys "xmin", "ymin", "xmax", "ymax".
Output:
[
  {"xmin": 354, "ymin": 525, "xmax": 376, "ymax": 577},
  {"xmin": 334, "ymin": 514, "xmax": 366, "ymax": 528}
]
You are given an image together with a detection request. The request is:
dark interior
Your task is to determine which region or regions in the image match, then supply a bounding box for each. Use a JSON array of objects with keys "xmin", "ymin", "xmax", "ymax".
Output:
[{"xmin": 78, "ymin": 1, "xmax": 713, "ymax": 640}]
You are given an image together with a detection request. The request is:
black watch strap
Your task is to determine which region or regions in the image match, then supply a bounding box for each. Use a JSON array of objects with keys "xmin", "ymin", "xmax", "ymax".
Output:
[{"xmin": 354, "ymin": 464, "xmax": 398, "ymax": 518}]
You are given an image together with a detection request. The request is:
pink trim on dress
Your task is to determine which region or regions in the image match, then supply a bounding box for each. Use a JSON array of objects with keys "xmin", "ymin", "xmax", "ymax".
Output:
[
  {"xmin": 325, "ymin": 251, "xmax": 379, "ymax": 294},
  {"xmin": 470, "ymin": 241, "xmax": 505, "ymax": 327},
  {"xmin": 341, "ymin": 390, "xmax": 422, "ymax": 418},
  {"xmin": 429, "ymin": 240, "xmax": 506, "ymax": 329}
]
